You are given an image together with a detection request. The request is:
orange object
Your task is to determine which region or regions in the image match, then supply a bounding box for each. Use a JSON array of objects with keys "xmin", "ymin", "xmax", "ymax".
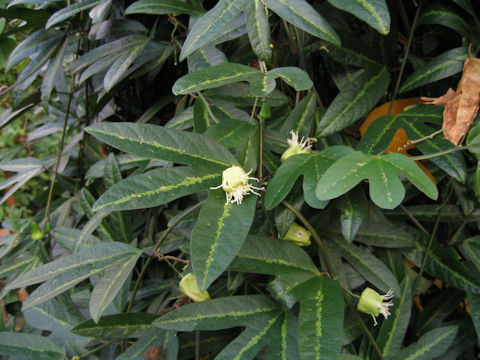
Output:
[{"xmin": 361, "ymin": 98, "xmax": 436, "ymax": 184}]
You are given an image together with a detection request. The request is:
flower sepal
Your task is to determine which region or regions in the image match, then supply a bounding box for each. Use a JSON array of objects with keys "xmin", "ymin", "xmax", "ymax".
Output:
[{"xmin": 357, "ymin": 288, "xmax": 394, "ymax": 326}]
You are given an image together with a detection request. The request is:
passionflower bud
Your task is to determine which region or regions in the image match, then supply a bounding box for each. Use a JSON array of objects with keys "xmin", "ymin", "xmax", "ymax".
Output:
[
  {"xmin": 357, "ymin": 288, "xmax": 394, "ymax": 326},
  {"xmin": 179, "ymin": 273, "xmax": 211, "ymax": 302},
  {"xmin": 281, "ymin": 130, "xmax": 312, "ymax": 162},
  {"xmin": 281, "ymin": 222, "xmax": 311, "ymax": 246},
  {"xmin": 210, "ymin": 166, "xmax": 264, "ymax": 205}
]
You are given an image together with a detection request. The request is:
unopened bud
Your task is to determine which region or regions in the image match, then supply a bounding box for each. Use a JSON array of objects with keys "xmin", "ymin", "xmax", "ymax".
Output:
[
  {"xmin": 179, "ymin": 273, "xmax": 211, "ymax": 302},
  {"xmin": 281, "ymin": 222, "xmax": 311, "ymax": 246}
]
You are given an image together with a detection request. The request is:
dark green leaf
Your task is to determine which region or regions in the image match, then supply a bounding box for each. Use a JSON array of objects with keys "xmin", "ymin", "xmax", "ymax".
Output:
[
  {"xmin": 173, "ymin": 63, "xmax": 262, "ymax": 95},
  {"xmin": 153, "ymin": 295, "xmax": 281, "ymax": 331},
  {"xmin": 317, "ymin": 66, "xmax": 389, "ymax": 136},
  {"xmin": 419, "ymin": 4, "xmax": 471, "ymax": 39},
  {"xmin": 245, "ymin": 0, "xmax": 271, "ymax": 61},
  {"xmin": 293, "ymin": 276, "xmax": 344, "ymax": 359},
  {"xmin": 264, "ymin": 0, "xmax": 340, "ymax": 45},
  {"xmin": 376, "ymin": 276, "xmax": 412, "ymax": 358},
  {"xmin": 192, "ymin": 189, "xmax": 257, "ymax": 290},
  {"xmin": 0, "ymin": 332, "xmax": 65, "ymax": 359},
  {"xmin": 179, "ymin": 0, "xmax": 246, "ymax": 60},
  {"xmin": 399, "ymin": 47, "xmax": 467, "ymax": 93},
  {"xmin": 72, "ymin": 313, "xmax": 158, "ymax": 339},
  {"xmin": 93, "ymin": 166, "xmax": 221, "ymax": 212},
  {"xmin": 46, "ymin": 0, "xmax": 100, "ymax": 29},
  {"xmin": 215, "ymin": 313, "xmax": 283, "ymax": 360},
  {"xmin": 339, "ymin": 241, "xmax": 401, "ymax": 295},
  {"xmin": 327, "ymin": 0, "xmax": 390, "ymax": 34},
  {"xmin": 228, "ymin": 235, "xmax": 319, "ymax": 275},
  {"xmin": 334, "ymin": 187, "xmax": 368, "ymax": 243},
  {"xmin": 125, "ymin": 0, "xmax": 205, "ymax": 15},
  {"xmin": 90, "ymin": 251, "xmax": 141, "ymax": 323},
  {"xmin": 85, "ymin": 122, "xmax": 238, "ymax": 169},
  {"xmin": 398, "ymin": 326, "xmax": 458, "ymax": 360}
]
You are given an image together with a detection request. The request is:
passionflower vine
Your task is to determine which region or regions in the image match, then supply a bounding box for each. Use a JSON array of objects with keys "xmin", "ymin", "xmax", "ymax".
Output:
[
  {"xmin": 357, "ymin": 288, "xmax": 394, "ymax": 326},
  {"xmin": 179, "ymin": 273, "xmax": 210, "ymax": 302},
  {"xmin": 210, "ymin": 166, "xmax": 264, "ymax": 205},
  {"xmin": 281, "ymin": 130, "xmax": 312, "ymax": 162}
]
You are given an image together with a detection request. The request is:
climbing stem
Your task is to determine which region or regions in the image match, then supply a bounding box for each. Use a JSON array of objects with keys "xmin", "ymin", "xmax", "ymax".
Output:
[{"xmin": 127, "ymin": 200, "xmax": 206, "ymax": 313}]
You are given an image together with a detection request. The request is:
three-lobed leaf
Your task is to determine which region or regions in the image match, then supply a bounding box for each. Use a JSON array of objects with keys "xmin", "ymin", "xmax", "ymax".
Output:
[{"xmin": 316, "ymin": 151, "xmax": 438, "ymax": 209}]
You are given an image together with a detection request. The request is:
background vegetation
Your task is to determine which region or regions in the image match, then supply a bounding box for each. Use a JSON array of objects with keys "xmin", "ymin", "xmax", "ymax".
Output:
[{"xmin": 1, "ymin": 0, "xmax": 480, "ymax": 359}]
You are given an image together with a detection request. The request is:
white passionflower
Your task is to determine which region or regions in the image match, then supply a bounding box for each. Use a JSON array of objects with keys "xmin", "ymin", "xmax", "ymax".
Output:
[
  {"xmin": 357, "ymin": 288, "xmax": 394, "ymax": 326},
  {"xmin": 210, "ymin": 166, "xmax": 264, "ymax": 205},
  {"xmin": 281, "ymin": 130, "xmax": 312, "ymax": 162}
]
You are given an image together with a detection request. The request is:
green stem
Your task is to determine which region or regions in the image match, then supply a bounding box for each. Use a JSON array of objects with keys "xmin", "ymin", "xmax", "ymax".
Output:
[
  {"xmin": 195, "ymin": 330, "xmax": 200, "ymax": 360},
  {"xmin": 126, "ymin": 200, "xmax": 205, "ymax": 313},
  {"xmin": 410, "ymin": 146, "xmax": 467, "ymax": 161},
  {"xmin": 387, "ymin": 0, "xmax": 424, "ymax": 115},
  {"xmin": 43, "ymin": 75, "xmax": 75, "ymax": 226}
]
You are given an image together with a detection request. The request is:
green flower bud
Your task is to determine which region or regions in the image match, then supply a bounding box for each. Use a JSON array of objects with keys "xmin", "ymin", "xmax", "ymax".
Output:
[
  {"xmin": 259, "ymin": 101, "xmax": 271, "ymax": 119},
  {"xmin": 357, "ymin": 288, "xmax": 394, "ymax": 326},
  {"xmin": 31, "ymin": 222, "xmax": 44, "ymax": 241},
  {"xmin": 281, "ymin": 222, "xmax": 311, "ymax": 246},
  {"xmin": 179, "ymin": 273, "xmax": 211, "ymax": 302}
]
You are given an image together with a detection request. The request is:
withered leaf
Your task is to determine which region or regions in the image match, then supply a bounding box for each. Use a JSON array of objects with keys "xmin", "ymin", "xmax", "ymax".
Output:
[{"xmin": 421, "ymin": 56, "xmax": 480, "ymax": 146}]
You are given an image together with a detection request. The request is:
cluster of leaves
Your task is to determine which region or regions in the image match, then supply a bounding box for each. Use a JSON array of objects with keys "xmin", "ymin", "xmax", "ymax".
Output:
[{"xmin": 1, "ymin": 0, "xmax": 480, "ymax": 359}]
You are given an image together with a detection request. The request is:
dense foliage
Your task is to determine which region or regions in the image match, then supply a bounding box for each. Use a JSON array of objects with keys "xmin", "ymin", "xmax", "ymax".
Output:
[{"xmin": 1, "ymin": 0, "xmax": 480, "ymax": 359}]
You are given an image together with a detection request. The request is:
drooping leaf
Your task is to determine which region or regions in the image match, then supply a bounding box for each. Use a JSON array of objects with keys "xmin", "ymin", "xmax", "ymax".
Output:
[
  {"xmin": 0, "ymin": 332, "xmax": 65, "ymax": 359},
  {"xmin": 316, "ymin": 151, "xmax": 438, "ymax": 209},
  {"xmin": 89, "ymin": 251, "xmax": 142, "ymax": 323},
  {"xmin": 153, "ymin": 295, "xmax": 281, "ymax": 331},
  {"xmin": 399, "ymin": 47, "xmax": 467, "ymax": 93},
  {"xmin": 419, "ymin": 4, "xmax": 471, "ymax": 39},
  {"xmin": 72, "ymin": 313, "xmax": 158, "ymax": 339},
  {"xmin": 191, "ymin": 189, "xmax": 257, "ymax": 290},
  {"xmin": 376, "ymin": 276, "xmax": 412, "ymax": 358},
  {"xmin": 409, "ymin": 239, "xmax": 480, "ymax": 295},
  {"xmin": 279, "ymin": 92, "xmax": 316, "ymax": 136},
  {"xmin": 263, "ymin": 0, "xmax": 340, "ymax": 45},
  {"xmin": 317, "ymin": 65, "xmax": 390, "ymax": 136},
  {"xmin": 179, "ymin": 0, "xmax": 246, "ymax": 60},
  {"xmin": 92, "ymin": 166, "xmax": 221, "ymax": 212},
  {"xmin": 215, "ymin": 313, "xmax": 283, "ymax": 360},
  {"xmin": 245, "ymin": 0, "xmax": 271, "ymax": 61},
  {"xmin": 228, "ymin": 235, "xmax": 319, "ymax": 275},
  {"xmin": 397, "ymin": 326, "xmax": 458, "ymax": 360},
  {"xmin": 292, "ymin": 276, "xmax": 344, "ymax": 359},
  {"xmin": 46, "ymin": 0, "xmax": 100, "ymax": 29},
  {"xmin": 125, "ymin": 0, "xmax": 205, "ymax": 15},
  {"xmin": 327, "ymin": 0, "xmax": 390, "ymax": 35},
  {"xmin": 6, "ymin": 242, "xmax": 140, "ymax": 303},
  {"xmin": 85, "ymin": 122, "xmax": 238, "ymax": 169},
  {"xmin": 338, "ymin": 240, "xmax": 401, "ymax": 295},
  {"xmin": 172, "ymin": 62, "xmax": 261, "ymax": 95},
  {"xmin": 334, "ymin": 186, "xmax": 368, "ymax": 243}
]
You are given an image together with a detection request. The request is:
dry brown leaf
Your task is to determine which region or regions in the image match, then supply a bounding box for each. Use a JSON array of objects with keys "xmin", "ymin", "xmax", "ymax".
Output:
[{"xmin": 421, "ymin": 56, "xmax": 480, "ymax": 146}]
